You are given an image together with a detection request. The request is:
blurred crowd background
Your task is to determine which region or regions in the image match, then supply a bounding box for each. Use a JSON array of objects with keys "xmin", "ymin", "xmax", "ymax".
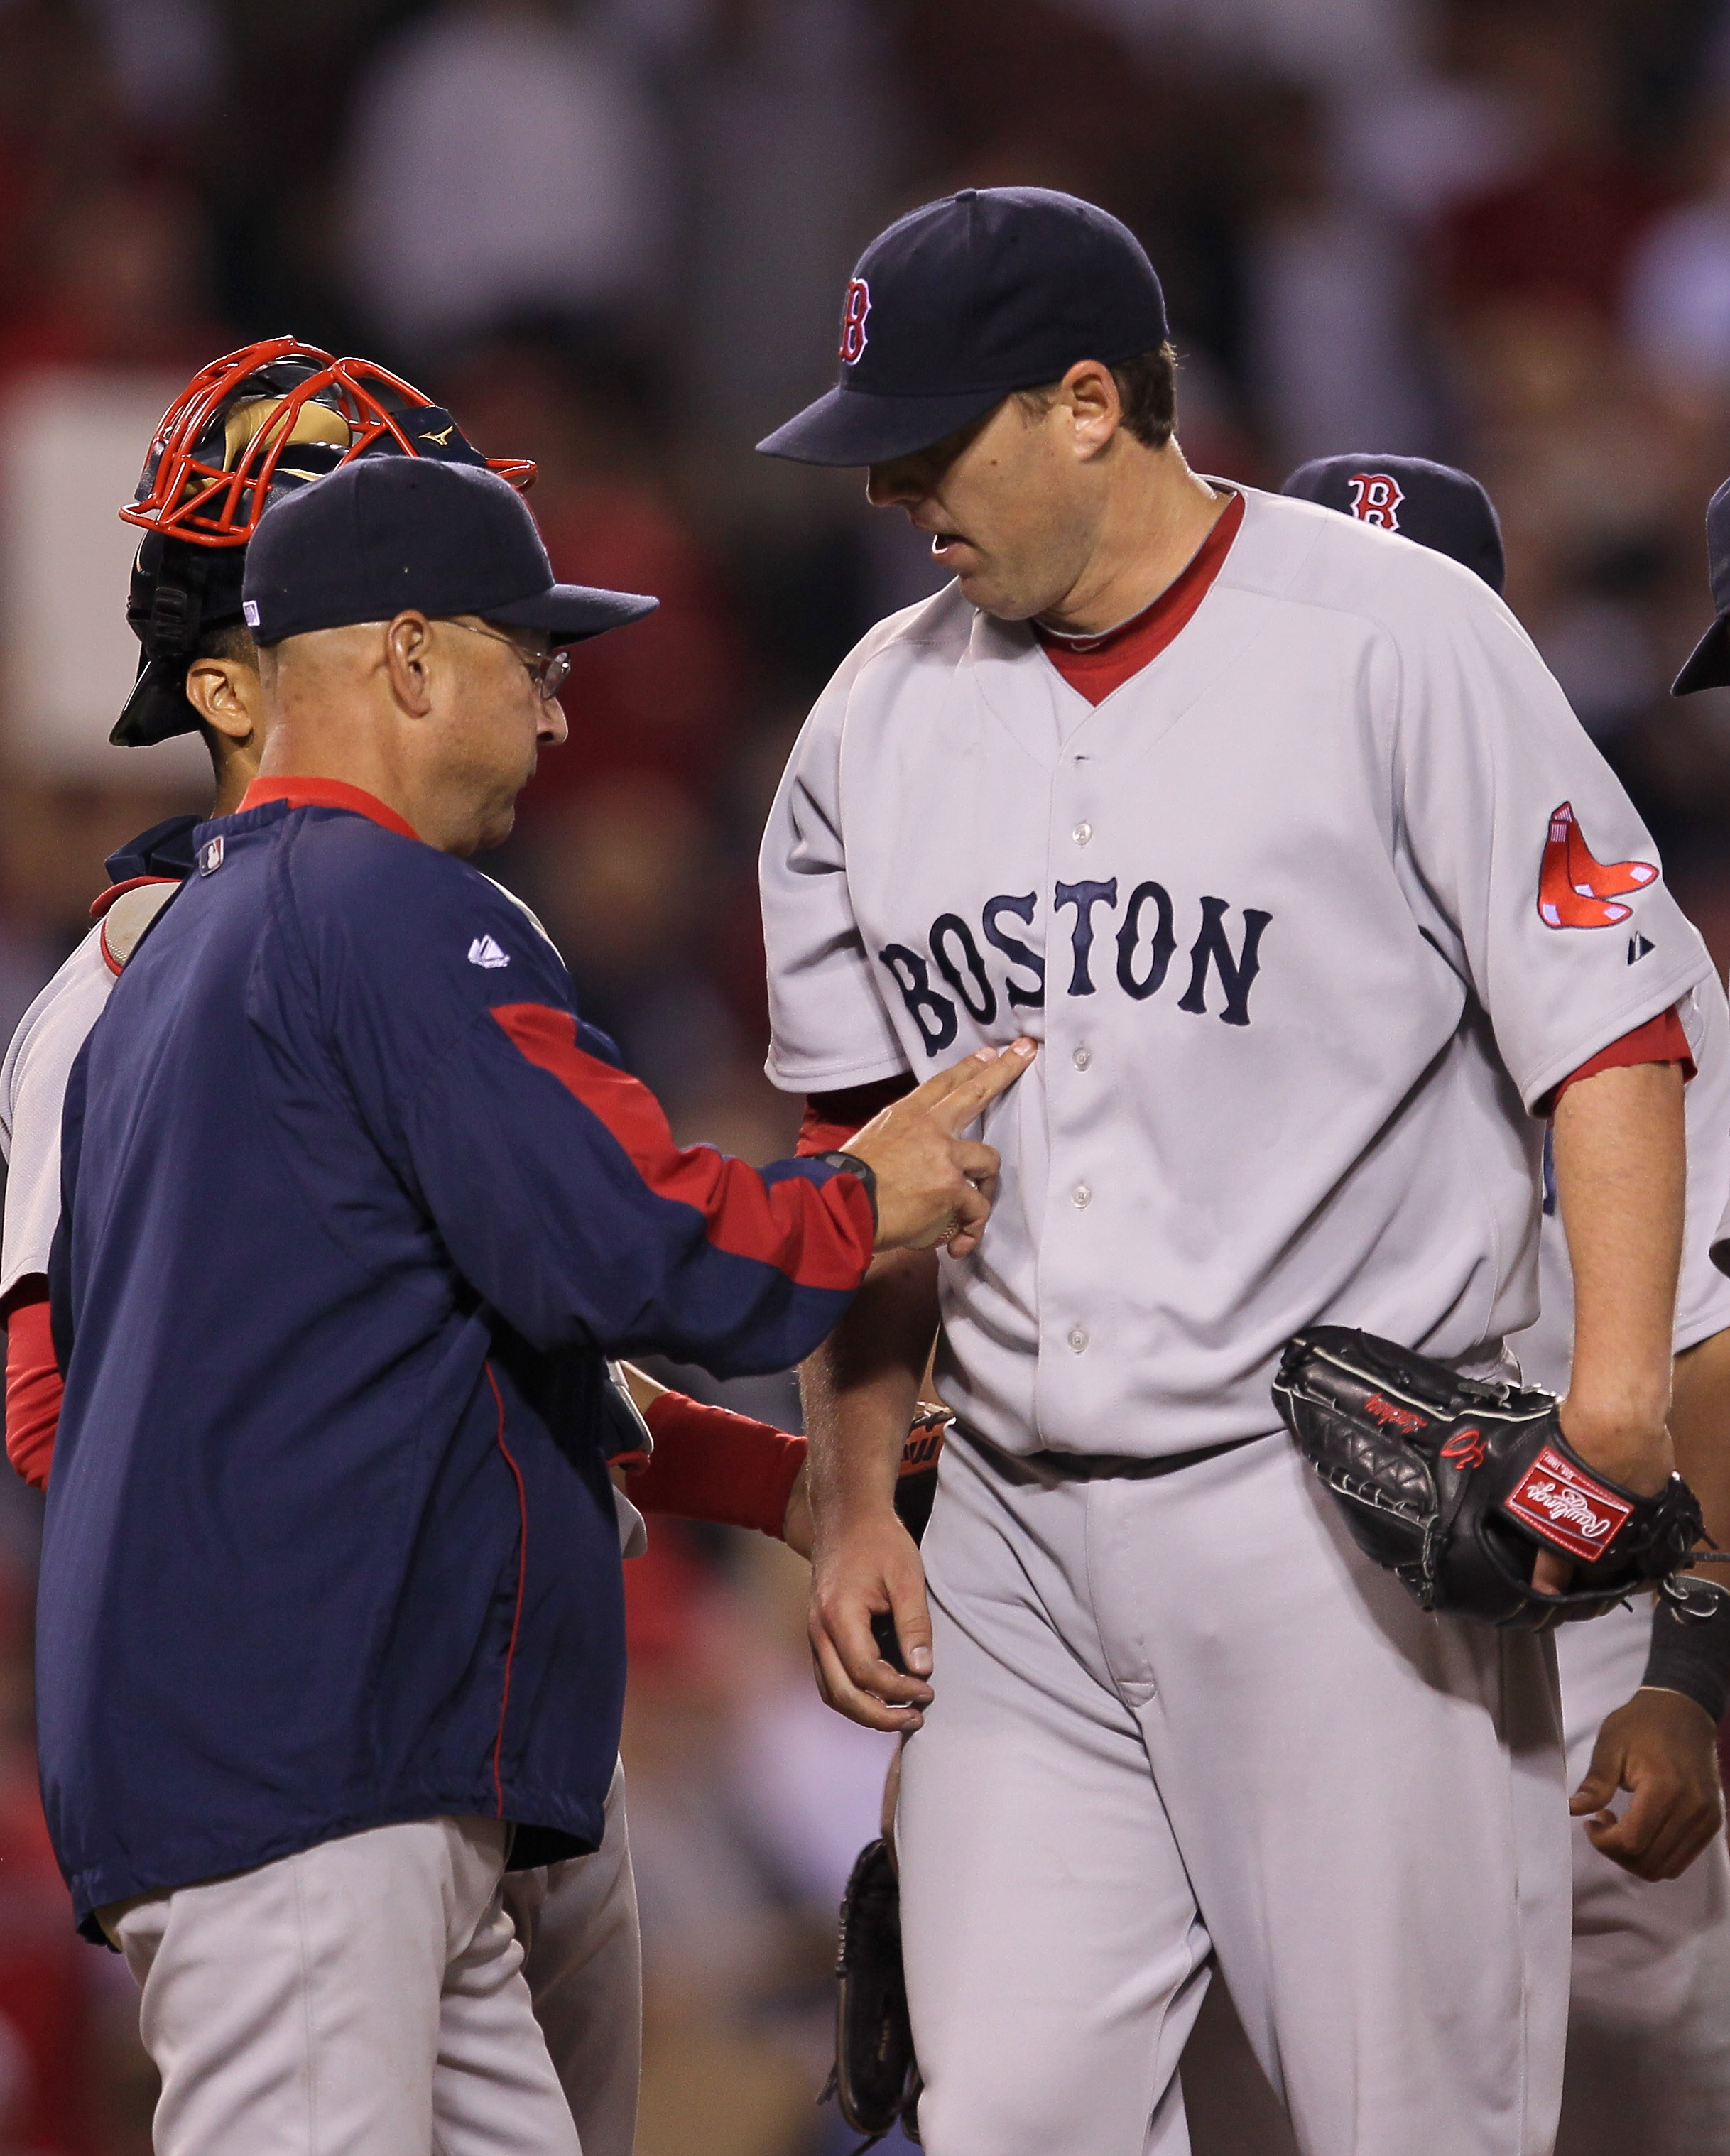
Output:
[{"xmin": 4, "ymin": 0, "xmax": 1730, "ymax": 2147}]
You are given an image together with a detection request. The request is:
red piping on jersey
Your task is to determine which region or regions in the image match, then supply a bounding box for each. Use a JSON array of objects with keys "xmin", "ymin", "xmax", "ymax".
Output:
[
  {"xmin": 486, "ymin": 1362, "xmax": 528, "ymax": 1817},
  {"xmin": 491, "ymin": 1003, "xmax": 874, "ymax": 1290},
  {"xmin": 1034, "ymin": 491, "xmax": 1246, "ymax": 707},
  {"xmin": 89, "ymin": 874, "xmax": 180, "ymax": 924},
  {"xmin": 239, "ymin": 776, "xmax": 421, "ymax": 842}
]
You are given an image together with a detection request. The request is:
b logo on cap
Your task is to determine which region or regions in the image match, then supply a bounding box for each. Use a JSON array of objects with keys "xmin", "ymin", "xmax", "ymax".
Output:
[
  {"xmin": 1347, "ymin": 472, "xmax": 1403, "ymax": 530},
  {"xmin": 839, "ymin": 278, "xmax": 871, "ymax": 366}
]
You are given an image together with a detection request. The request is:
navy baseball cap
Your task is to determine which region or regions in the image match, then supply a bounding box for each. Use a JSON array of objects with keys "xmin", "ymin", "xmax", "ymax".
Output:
[
  {"xmin": 1280, "ymin": 454, "xmax": 1506, "ymax": 595},
  {"xmin": 1673, "ymin": 475, "xmax": 1730, "ymax": 694},
  {"xmin": 758, "ymin": 186, "xmax": 1170, "ymax": 468},
  {"xmin": 241, "ymin": 457, "xmax": 657, "ymax": 648}
]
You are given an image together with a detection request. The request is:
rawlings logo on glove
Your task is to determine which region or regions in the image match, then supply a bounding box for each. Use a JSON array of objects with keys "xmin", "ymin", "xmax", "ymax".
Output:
[
  {"xmin": 1273, "ymin": 1327, "xmax": 1703, "ymax": 1631},
  {"xmin": 1503, "ymin": 1447, "xmax": 1634, "ymax": 1559}
]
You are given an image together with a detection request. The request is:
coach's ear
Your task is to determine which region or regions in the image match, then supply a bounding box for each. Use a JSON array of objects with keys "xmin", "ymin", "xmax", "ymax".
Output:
[{"xmin": 383, "ymin": 611, "xmax": 437, "ymax": 719}]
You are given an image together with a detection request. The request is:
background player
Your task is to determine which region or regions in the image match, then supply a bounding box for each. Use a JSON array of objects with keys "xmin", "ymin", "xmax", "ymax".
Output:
[
  {"xmin": 1170, "ymin": 452, "xmax": 1730, "ymax": 2156},
  {"xmin": 756, "ymin": 186, "xmax": 1712, "ymax": 2156}
]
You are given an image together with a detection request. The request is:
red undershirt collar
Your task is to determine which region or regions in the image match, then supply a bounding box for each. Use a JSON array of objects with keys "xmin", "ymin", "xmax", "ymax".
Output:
[
  {"xmin": 239, "ymin": 776, "xmax": 420, "ymax": 842},
  {"xmin": 1033, "ymin": 490, "xmax": 1246, "ymax": 707}
]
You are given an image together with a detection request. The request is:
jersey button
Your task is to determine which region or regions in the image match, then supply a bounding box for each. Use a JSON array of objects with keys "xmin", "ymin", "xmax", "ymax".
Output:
[
  {"xmin": 1072, "ymin": 1183, "xmax": 1092, "ymax": 1208},
  {"xmin": 1068, "ymin": 1325, "xmax": 1089, "ymax": 1353},
  {"xmin": 1072, "ymin": 1045, "xmax": 1092, "ymax": 1071},
  {"xmin": 1072, "ymin": 820, "xmax": 1092, "ymax": 845}
]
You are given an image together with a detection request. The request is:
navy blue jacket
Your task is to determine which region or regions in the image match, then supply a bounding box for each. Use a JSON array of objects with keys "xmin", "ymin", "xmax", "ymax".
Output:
[{"xmin": 40, "ymin": 785, "xmax": 872, "ymax": 1937}]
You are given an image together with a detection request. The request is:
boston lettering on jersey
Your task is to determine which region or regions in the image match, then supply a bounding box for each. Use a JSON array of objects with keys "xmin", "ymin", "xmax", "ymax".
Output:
[{"xmin": 877, "ymin": 878, "xmax": 1273, "ymax": 1052}]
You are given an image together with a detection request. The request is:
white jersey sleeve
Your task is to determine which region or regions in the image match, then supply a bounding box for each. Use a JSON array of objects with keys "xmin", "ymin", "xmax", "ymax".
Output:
[
  {"xmin": 758, "ymin": 597, "xmax": 954, "ymax": 1091},
  {"xmin": 0, "ymin": 883, "xmax": 176, "ymax": 1300},
  {"xmin": 1384, "ymin": 572, "xmax": 1709, "ymax": 1111},
  {"xmin": 1, "ymin": 932, "xmax": 116, "ymax": 1298}
]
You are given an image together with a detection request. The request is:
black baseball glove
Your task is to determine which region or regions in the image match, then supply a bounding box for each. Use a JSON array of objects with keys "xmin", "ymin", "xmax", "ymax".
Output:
[
  {"xmin": 826, "ymin": 1837, "xmax": 921, "ymax": 2148},
  {"xmin": 1273, "ymin": 1327, "xmax": 1703, "ymax": 1631}
]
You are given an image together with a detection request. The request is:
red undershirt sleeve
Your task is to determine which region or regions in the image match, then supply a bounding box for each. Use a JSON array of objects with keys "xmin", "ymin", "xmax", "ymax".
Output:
[
  {"xmin": 628, "ymin": 1390, "xmax": 807, "ymax": 1540},
  {"xmin": 4, "ymin": 1277, "xmax": 60, "ymax": 1492},
  {"xmin": 798, "ymin": 1073, "xmax": 918, "ymax": 1157},
  {"xmin": 1547, "ymin": 1006, "xmax": 1694, "ymax": 1115}
]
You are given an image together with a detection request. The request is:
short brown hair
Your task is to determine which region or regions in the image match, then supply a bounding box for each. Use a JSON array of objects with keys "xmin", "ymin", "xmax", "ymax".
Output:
[
  {"xmin": 1016, "ymin": 341, "xmax": 1179, "ymax": 450},
  {"xmin": 195, "ymin": 619, "xmax": 257, "ymax": 667}
]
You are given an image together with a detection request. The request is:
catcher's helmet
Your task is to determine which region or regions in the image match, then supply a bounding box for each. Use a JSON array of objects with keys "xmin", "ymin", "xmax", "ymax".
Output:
[{"xmin": 115, "ymin": 337, "xmax": 535, "ymax": 747}]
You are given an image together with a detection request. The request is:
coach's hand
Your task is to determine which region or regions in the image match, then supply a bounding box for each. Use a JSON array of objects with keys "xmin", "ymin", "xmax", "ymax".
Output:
[
  {"xmin": 848, "ymin": 1040, "xmax": 1035, "ymax": 1259},
  {"xmin": 808, "ymin": 1506, "xmax": 935, "ymax": 1733},
  {"xmin": 1570, "ymin": 1685, "xmax": 1725, "ymax": 1881}
]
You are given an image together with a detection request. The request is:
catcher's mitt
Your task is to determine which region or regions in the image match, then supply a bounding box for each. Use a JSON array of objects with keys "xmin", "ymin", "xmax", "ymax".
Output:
[
  {"xmin": 1273, "ymin": 1327, "xmax": 1703, "ymax": 1631},
  {"xmin": 825, "ymin": 1838, "xmax": 920, "ymax": 2147},
  {"xmin": 894, "ymin": 1403, "xmax": 950, "ymax": 1546}
]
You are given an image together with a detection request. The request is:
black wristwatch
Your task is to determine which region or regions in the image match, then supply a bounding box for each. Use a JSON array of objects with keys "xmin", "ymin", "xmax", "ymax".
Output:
[{"xmin": 813, "ymin": 1150, "xmax": 878, "ymax": 1231}]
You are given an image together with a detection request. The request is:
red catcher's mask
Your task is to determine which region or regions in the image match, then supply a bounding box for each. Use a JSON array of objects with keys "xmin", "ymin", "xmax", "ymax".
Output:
[{"xmin": 122, "ymin": 335, "xmax": 536, "ymax": 548}]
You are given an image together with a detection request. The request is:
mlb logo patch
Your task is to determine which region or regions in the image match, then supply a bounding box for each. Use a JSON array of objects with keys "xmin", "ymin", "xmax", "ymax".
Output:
[
  {"xmin": 198, "ymin": 836, "xmax": 224, "ymax": 876},
  {"xmin": 1502, "ymin": 1444, "xmax": 1633, "ymax": 1562}
]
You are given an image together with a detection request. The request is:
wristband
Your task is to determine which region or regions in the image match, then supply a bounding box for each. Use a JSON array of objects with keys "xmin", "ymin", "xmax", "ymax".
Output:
[
  {"xmin": 1643, "ymin": 1579, "xmax": 1730, "ymax": 1725},
  {"xmin": 813, "ymin": 1150, "xmax": 878, "ymax": 1233}
]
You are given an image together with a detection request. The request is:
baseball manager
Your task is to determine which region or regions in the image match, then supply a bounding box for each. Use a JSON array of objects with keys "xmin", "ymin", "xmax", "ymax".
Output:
[{"xmin": 37, "ymin": 454, "xmax": 1029, "ymax": 2154}]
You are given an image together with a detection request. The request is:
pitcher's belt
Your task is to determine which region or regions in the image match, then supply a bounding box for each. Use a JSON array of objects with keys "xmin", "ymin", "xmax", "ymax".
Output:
[{"xmin": 954, "ymin": 1422, "xmax": 1266, "ymax": 1484}]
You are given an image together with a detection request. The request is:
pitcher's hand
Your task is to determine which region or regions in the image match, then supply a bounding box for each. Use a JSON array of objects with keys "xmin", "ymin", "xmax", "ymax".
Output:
[
  {"xmin": 848, "ymin": 1040, "xmax": 1035, "ymax": 1258},
  {"xmin": 808, "ymin": 1508, "xmax": 935, "ymax": 1732}
]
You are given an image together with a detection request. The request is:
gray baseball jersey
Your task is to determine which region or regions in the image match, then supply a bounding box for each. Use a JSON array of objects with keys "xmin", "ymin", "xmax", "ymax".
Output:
[{"xmin": 760, "ymin": 486, "xmax": 1712, "ymax": 1457}]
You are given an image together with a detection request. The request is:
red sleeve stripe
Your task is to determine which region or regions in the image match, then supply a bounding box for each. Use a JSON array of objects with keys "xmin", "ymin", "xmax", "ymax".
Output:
[
  {"xmin": 797, "ymin": 1074, "xmax": 918, "ymax": 1158},
  {"xmin": 1551, "ymin": 1005, "xmax": 1695, "ymax": 1113},
  {"xmin": 4, "ymin": 1279, "xmax": 60, "ymax": 1492},
  {"xmin": 491, "ymin": 1003, "xmax": 873, "ymax": 1293}
]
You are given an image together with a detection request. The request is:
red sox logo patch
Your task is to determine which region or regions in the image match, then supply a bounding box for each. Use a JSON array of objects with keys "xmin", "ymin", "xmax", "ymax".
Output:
[
  {"xmin": 1347, "ymin": 472, "xmax": 1404, "ymax": 530},
  {"xmin": 1502, "ymin": 1445, "xmax": 1633, "ymax": 1562},
  {"xmin": 1537, "ymin": 801, "xmax": 1657, "ymax": 929},
  {"xmin": 839, "ymin": 278, "xmax": 871, "ymax": 365}
]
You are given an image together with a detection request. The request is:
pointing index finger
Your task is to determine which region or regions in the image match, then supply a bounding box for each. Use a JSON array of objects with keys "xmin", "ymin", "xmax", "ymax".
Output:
[{"xmin": 929, "ymin": 1039, "xmax": 1036, "ymax": 1133}]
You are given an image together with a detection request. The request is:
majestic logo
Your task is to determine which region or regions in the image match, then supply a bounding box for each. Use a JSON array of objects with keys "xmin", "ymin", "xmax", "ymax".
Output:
[
  {"xmin": 1503, "ymin": 1445, "xmax": 1633, "ymax": 1562},
  {"xmin": 1628, "ymin": 933, "xmax": 1655, "ymax": 964},
  {"xmin": 1364, "ymin": 1393, "xmax": 1427, "ymax": 1434},
  {"xmin": 467, "ymin": 935, "xmax": 510, "ymax": 969},
  {"xmin": 839, "ymin": 278, "xmax": 872, "ymax": 365},
  {"xmin": 1538, "ymin": 801, "xmax": 1658, "ymax": 930},
  {"xmin": 1347, "ymin": 472, "xmax": 1404, "ymax": 530},
  {"xmin": 1440, "ymin": 1427, "xmax": 1487, "ymax": 1471}
]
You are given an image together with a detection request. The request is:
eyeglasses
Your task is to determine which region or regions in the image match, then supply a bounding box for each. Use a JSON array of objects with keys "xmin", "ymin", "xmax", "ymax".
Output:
[{"xmin": 442, "ymin": 619, "xmax": 571, "ymax": 699}]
